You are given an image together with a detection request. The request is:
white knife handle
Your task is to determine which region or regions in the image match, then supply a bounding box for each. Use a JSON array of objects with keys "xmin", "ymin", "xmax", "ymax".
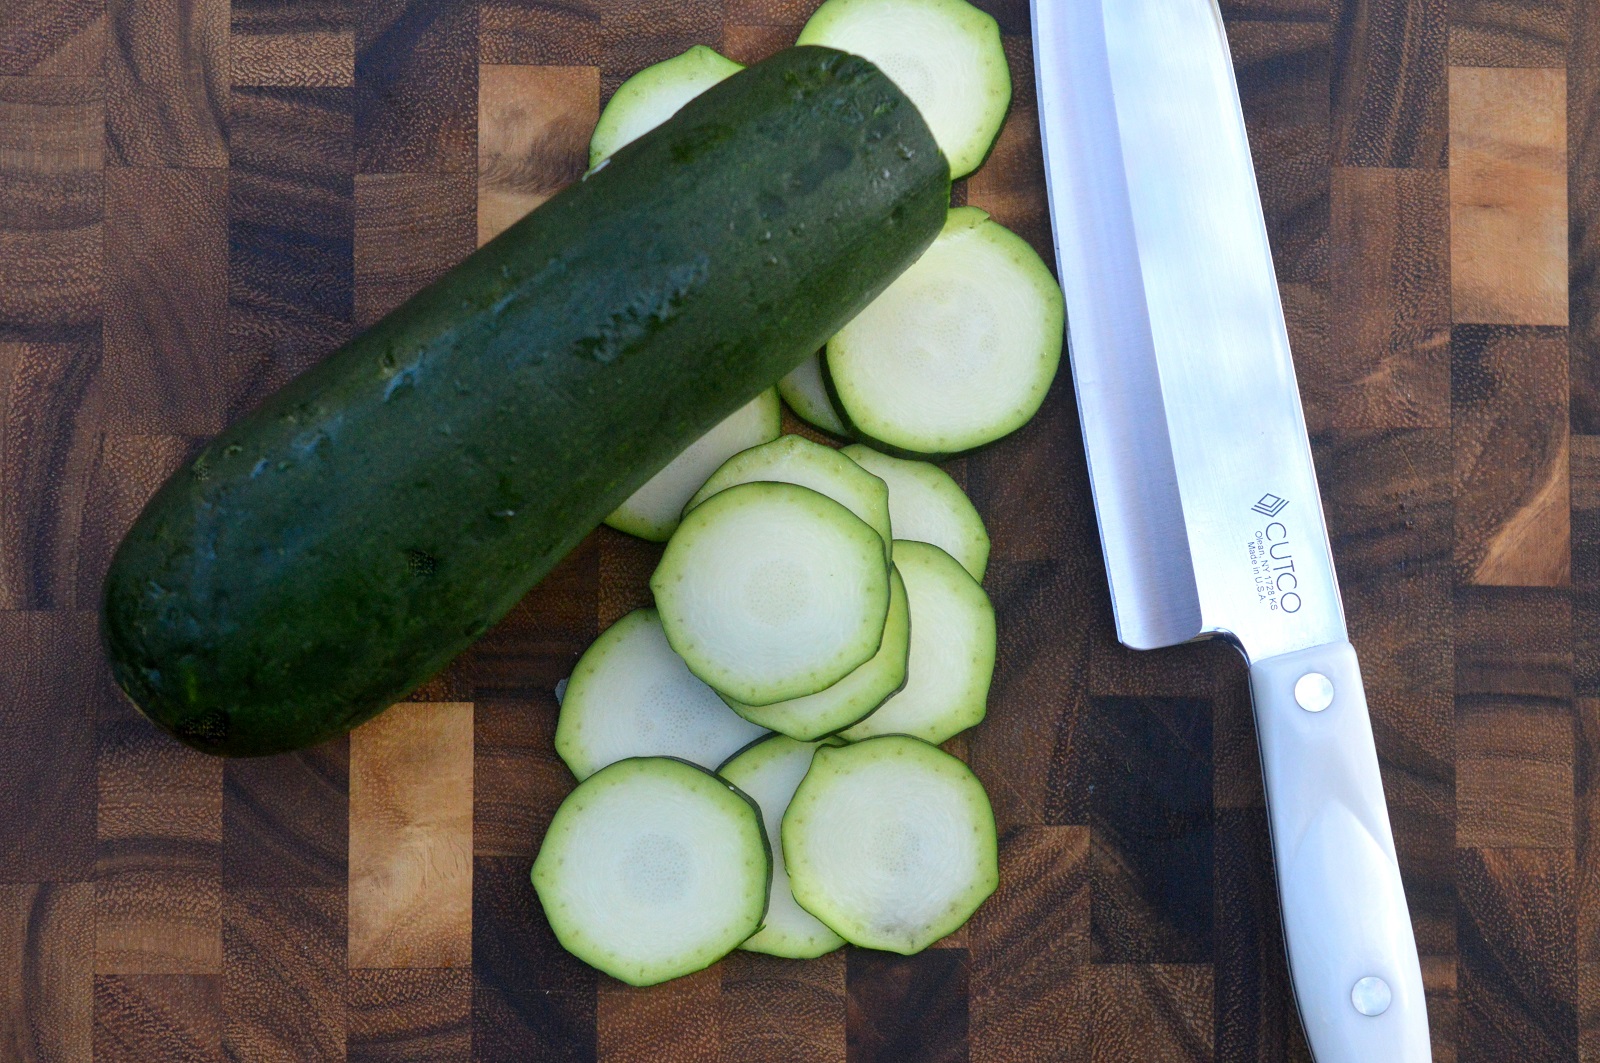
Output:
[{"xmin": 1249, "ymin": 640, "xmax": 1431, "ymax": 1062}]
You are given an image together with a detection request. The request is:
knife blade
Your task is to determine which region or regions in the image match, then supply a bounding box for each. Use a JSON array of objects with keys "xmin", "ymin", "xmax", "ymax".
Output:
[{"xmin": 1031, "ymin": 1, "xmax": 1431, "ymax": 1059}]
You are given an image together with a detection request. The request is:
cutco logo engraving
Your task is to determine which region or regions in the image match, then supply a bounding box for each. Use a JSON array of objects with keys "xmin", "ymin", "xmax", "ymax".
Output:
[
  {"xmin": 1245, "ymin": 495, "xmax": 1302, "ymax": 615},
  {"xmin": 1252, "ymin": 493, "xmax": 1289, "ymax": 518}
]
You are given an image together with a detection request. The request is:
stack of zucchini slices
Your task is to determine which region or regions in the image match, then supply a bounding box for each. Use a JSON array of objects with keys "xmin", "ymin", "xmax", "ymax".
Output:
[
  {"xmin": 534, "ymin": 0, "xmax": 1065, "ymax": 988},
  {"xmin": 538, "ymin": 433, "xmax": 1000, "ymax": 984}
]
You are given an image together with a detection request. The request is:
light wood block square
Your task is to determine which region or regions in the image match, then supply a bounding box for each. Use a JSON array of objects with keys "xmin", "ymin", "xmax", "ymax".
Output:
[
  {"xmin": 349, "ymin": 703, "xmax": 473, "ymax": 970},
  {"xmin": 1450, "ymin": 66, "xmax": 1568, "ymax": 325}
]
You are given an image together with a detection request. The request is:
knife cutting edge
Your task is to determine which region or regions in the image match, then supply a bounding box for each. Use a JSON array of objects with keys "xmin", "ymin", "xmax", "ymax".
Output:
[{"xmin": 1031, "ymin": 1, "xmax": 1431, "ymax": 1059}]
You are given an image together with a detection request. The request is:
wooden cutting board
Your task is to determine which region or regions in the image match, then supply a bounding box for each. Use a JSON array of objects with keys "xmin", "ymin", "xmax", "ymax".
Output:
[{"xmin": 1, "ymin": 0, "xmax": 1594, "ymax": 1060}]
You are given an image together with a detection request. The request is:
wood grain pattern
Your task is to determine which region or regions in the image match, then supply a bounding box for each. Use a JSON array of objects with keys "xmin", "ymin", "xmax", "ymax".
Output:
[
  {"xmin": 1, "ymin": 3, "xmax": 1594, "ymax": 1059},
  {"xmin": 73, "ymin": 438, "xmax": 192, "ymax": 618},
  {"xmin": 970, "ymin": 559, "xmax": 1091, "ymax": 829},
  {"xmin": 1333, "ymin": 0, "xmax": 1449, "ymax": 168},
  {"xmin": 598, "ymin": 967, "xmax": 719, "ymax": 1063},
  {"xmin": 1311, "ymin": 167, "xmax": 1450, "ymax": 429},
  {"xmin": 1453, "ymin": 325, "xmax": 1571, "ymax": 585},
  {"xmin": 223, "ymin": 741, "xmax": 349, "ymax": 889},
  {"xmin": 1576, "ymin": 436, "xmax": 1600, "ymax": 697},
  {"xmin": 348, "ymin": 702, "xmax": 473, "ymax": 971},
  {"xmin": 596, "ymin": 528, "xmax": 658, "ymax": 630},
  {"xmin": 1458, "ymin": 847, "xmax": 1577, "ymax": 1061},
  {"xmin": 230, "ymin": 0, "xmax": 355, "ymax": 89},
  {"xmin": 846, "ymin": 950, "xmax": 969, "ymax": 1063},
  {"xmin": 354, "ymin": 0, "xmax": 475, "ymax": 174},
  {"xmin": 718, "ymin": 951, "xmax": 846, "ymax": 1063},
  {"xmin": 232, "ymin": 30, "xmax": 355, "ymax": 89},
  {"xmin": 1371, "ymin": 689, "xmax": 1457, "ymax": 955},
  {"xmin": 1315, "ymin": 428, "xmax": 1455, "ymax": 692},
  {"xmin": 469, "ymin": 534, "xmax": 598, "ymax": 696},
  {"xmin": 1086, "ymin": 697, "xmax": 1213, "ymax": 965},
  {"xmin": 0, "ymin": 612, "xmax": 98, "ymax": 884},
  {"xmin": 1573, "ymin": 0, "xmax": 1600, "ymax": 434},
  {"xmin": 1456, "ymin": 699, "xmax": 1573, "ymax": 848},
  {"xmin": 970, "ymin": 827, "xmax": 1089, "ymax": 1063},
  {"xmin": 471, "ymin": 855, "xmax": 596, "ymax": 1063},
  {"xmin": 479, "ymin": 0, "xmax": 601, "ymax": 67},
  {"xmin": 222, "ymin": 887, "xmax": 346, "ymax": 1062},
  {"xmin": 346, "ymin": 968, "xmax": 470, "ymax": 1063},
  {"xmin": 95, "ymin": 690, "xmax": 222, "ymax": 974},
  {"xmin": 1087, "ymin": 965, "xmax": 1214, "ymax": 1063},
  {"xmin": 1450, "ymin": 0, "xmax": 1569, "ymax": 68},
  {"xmin": 1227, "ymin": 16, "xmax": 1331, "ymax": 285},
  {"xmin": 354, "ymin": 171, "xmax": 475, "ymax": 326},
  {"xmin": 93, "ymin": 974, "xmax": 221, "ymax": 1063},
  {"xmin": 722, "ymin": 23, "xmax": 795, "ymax": 66},
  {"xmin": 1456, "ymin": 584, "xmax": 1574, "ymax": 701},
  {"xmin": 1, "ymin": 0, "xmax": 105, "ymax": 77},
  {"xmin": 1424, "ymin": 954, "xmax": 1460, "ymax": 1063},
  {"xmin": 0, "ymin": 77, "xmax": 103, "ymax": 345},
  {"xmin": 1580, "ymin": 962, "xmax": 1600, "ymax": 1061},
  {"xmin": 472, "ymin": 695, "xmax": 568, "ymax": 861},
  {"xmin": 1214, "ymin": 810, "xmax": 1309, "ymax": 1063},
  {"xmin": 596, "ymin": 0, "xmax": 721, "ymax": 99},
  {"xmin": 1455, "ymin": 587, "xmax": 1577, "ymax": 1060},
  {"xmin": 1, "ymin": 884, "xmax": 94, "ymax": 1063},
  {"xmin": 0, "ymin": 339, "xmax": 104, "ymax": 610},
  {"xmin": 476, "ymin": 63, "xmax": 596, "ymax": 246},
  {"xmin": 228, "ymin": 82, "xmax": 355, "ymax": 408},
  {"xmin": 1576, "ymin": 697, "xmax": 1600, "ymax": 960},
  {"xmin": 1450, "ymin": 65, "xmax": 1569, "ymax": 326},
  {"xmin": 102, "ymin": 168, "xmax": 228, "ymax": 435},
  {"xmin": 105, "ymin": 0, "xmax": 227, "ymax": 167}
]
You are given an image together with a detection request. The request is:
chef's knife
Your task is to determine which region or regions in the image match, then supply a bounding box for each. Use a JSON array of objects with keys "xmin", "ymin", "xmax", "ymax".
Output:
[{"xmin": 1031, "ymin": 1, "xmax": 1430, "ymax": 1059}]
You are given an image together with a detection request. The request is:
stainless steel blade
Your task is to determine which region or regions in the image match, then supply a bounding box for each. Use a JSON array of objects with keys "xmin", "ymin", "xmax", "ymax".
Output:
[{"xmin": 1034, "ymin": 0, "xmax": 1345, "ymax": 663}]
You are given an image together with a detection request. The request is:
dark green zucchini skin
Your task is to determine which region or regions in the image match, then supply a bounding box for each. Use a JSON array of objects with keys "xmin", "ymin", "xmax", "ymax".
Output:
[{"xmin": 102, "ymin": 46, "xmax": 949, "ymax": 757}]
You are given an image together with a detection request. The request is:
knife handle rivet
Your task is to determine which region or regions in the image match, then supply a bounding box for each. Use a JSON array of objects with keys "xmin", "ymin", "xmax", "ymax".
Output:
[
  {"xmin": 1294, "ymin": 672, "xmax": 1334, "ymax": 713},
  {"xmin": 1351, "ymin": 976, "xmax": 1392, "ymax": 1016}
]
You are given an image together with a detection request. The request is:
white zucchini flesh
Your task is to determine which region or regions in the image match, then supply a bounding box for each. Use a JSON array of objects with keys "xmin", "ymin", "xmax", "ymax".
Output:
[
  {"xmin": 842, "ymin": 444, "xmax": 990, "ymax": 582},
  {"xmin": 605, "ymin": 389, "xmax": 780, "ymax": 541},
  {"xmin": 783, "ymin": 736, "xmax": 998, "ymax": 954},
  {"xmin": 719, "ymin": 736, "xmax": 848, "ymax": 959},
  {"xmin": 778, "ymin": 353, "xmax": 849, "ymax": 436},
  {"xmin": 827, "ymin": 208, "xmax": 1064, "ymax": 456},
  {"xmin": 554, "ymin": 609, "xmax": 768, "ymax": 781},
  {"xmin": 723, "ymin": 565, "xmax": 911, "ymax": 741},
  {"xmin": 841, "ymin": 540, "xmax": 993, "ymax": 744},
  {"xmin": 531, "ymin": 757, "xmax": 770, "ymax": 987},
  {"xmin": 588, "ymin": 46, "xmax": 745, "ymax": 165},
  {"xmin": 685, "ymin": 434, "xmax": 893, "ymax": 561},
  {"xmin": 652, "ymin": 481, "xmax": 891, "ymax": 707},
  {"xmin": 796, "ymin": 0, "xmax": 1009, "ymax": 179}
]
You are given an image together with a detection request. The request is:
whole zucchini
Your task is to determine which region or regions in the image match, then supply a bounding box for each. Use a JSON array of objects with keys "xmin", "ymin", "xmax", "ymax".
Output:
[{"xmin": 102, "ymin": 46, "xmax": 949, "ymax": 756}]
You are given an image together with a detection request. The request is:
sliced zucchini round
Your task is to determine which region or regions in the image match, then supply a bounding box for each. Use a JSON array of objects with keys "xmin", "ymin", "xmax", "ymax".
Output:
[
  {"xmin": 531, "ymin": 756, "xmax": 770, "ymax": 986},
  {"xmin": 722, "ymin": 565, "xmax": 911, "ymax": 741},
  {"xmin": 841, "ymin": 540, "xmax": 993, "ymax": 744},
  {"xmin": 842, "ymin": 444, "xmax": 989, "ymax": 581},
  {"xmin": 652, "ymin": 481, "xmax": 891, "ymax": 707},
  {"xmin": 589, "ymin": 45, "xmax": 745, "ymax": 165},
  {"xmin": 554, "ymin": 609, "xmax": 768, "ymax": 780},
  {"xmin": 605, "ymin": 389, "xmax": 780, "ymax": 542},
  {"xmin": 778, "ymin": 352, "xmax": 849, "ymax": 436},
  {"xmin": 827, "ymin": 208, "xmax": 1064, "ymax": 456},
  {"xmin": 686, "ymin": 434, "xmax": 893, "ymax": 560},
  {"xmin": 719, "ymin": 736, "xmax": 848, "ymax": 959},
  {"xmin": 796, "ymin": 0, "xmax": 1009, "ymax": 179},
  {"xmin": 783, "ymin": 735, "xmax": 998, "ymax": 954}
]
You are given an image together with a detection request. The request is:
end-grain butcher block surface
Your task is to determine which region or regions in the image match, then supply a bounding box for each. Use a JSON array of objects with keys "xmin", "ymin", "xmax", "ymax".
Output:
[{"xmin": 1, "ymin": 0, "xmax": 1596, "ymax": 1060}]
